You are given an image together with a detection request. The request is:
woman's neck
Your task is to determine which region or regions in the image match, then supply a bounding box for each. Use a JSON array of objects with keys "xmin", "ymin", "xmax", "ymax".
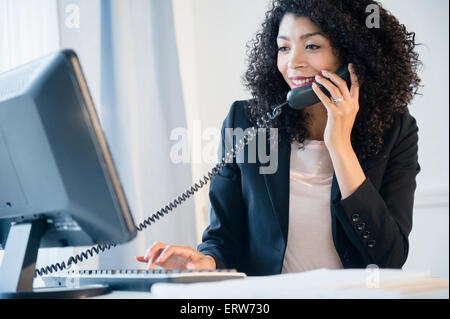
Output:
[{"xmin": 304, "ymin": 102, "xmax": 327, "ymax": 141}]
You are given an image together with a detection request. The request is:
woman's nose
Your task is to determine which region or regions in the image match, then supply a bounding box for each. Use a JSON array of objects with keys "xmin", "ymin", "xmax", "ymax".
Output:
[{"xmin": 287, "ymin": 48, "xmax": 307, "ymax": 69}]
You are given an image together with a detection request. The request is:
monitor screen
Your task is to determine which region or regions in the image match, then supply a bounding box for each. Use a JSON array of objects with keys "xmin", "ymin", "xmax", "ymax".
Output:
[{"xmin": 0, "ymin": 49, "xmax": 136, "ymax": 297}]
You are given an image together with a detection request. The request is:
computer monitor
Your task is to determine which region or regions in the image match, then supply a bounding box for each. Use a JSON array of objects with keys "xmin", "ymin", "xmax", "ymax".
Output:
[{"xmin": 0, "ymin": 49, "xmax": 137, "ymax": 298}]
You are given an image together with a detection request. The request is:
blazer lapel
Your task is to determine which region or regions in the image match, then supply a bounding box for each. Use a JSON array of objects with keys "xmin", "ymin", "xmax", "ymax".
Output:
[
  {"xmin": 331, "ymin": 173, "xmax": 342, "ymax": 204},
  {"xmin": 263, "ymin": 137, "xmax": 291, "ymax": 245}
]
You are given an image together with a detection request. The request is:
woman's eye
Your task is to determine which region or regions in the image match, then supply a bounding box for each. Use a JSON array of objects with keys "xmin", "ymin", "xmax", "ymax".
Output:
[
  {"xmin": 278, "ymin": 46, "xmax": 289, "ymax": 52},
  {"xmin": 306, "ymin": 44, "xmax": 320, "ymax": 50}
]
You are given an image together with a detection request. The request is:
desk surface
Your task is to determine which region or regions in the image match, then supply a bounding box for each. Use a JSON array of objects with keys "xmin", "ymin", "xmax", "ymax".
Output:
[{"xmin": 90, "ymin": 268, "xmax": 449, "ymax": 299}]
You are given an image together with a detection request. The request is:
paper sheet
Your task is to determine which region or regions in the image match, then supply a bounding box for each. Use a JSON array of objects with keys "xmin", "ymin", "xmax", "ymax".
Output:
[{"xmin": 150, "ymin": 268, "xmax": 449, "ymax": 299}]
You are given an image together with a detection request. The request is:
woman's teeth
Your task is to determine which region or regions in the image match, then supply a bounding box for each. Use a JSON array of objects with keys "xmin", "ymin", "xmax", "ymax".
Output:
[{"xmin": 292, "ymin": 78, "xmax": 314, "ymax": 85}]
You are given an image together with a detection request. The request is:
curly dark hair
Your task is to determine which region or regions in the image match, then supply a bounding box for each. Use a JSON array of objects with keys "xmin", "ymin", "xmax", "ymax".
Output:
[{"xmin": 242, "ymin": 0, "xmax": 423, "ymax": 160}]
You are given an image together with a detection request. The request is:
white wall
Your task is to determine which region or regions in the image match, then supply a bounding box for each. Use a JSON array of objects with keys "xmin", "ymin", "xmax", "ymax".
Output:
[
  {"xmin": 173, "ymin": 0, "xmax": 449, "ymax": 278},
  {"xmin": 378, "ymin": 0, "xmax": 449, "ymax": 280}
]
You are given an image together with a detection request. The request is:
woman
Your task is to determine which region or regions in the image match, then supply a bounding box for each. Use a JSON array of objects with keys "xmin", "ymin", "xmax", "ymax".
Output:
[{"xmin": 136, "ymin": 0, "xmax": 422, "ymax": 275}]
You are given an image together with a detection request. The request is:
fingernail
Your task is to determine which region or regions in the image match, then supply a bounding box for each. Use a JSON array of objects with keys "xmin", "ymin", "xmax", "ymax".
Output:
[
  {"xmin": 315, "ymin": 74, "xmax": 322, "ymax": 80},
  {"xmin": 147, "ymin": 258, "xmax": 153, "ymax": 270},
  {"xmin": 144, "ymin": 247, "xmax": 152, "ymax": 260},
  {"xmin": 321, "ymin": 70, "xmax": 328, "ymax": 75}
]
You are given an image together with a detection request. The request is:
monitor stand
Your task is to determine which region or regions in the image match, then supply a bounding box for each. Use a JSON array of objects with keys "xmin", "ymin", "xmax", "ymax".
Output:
[{"xmin": 0, "ymin": 219, "xmax": 111, "ymax": 299}]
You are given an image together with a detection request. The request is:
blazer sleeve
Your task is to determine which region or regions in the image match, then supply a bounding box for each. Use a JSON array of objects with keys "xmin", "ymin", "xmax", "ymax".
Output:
[
  {"xmin": 333, "ymin": 108, "xmax": 421, "ymax": 268},
  {"xmin": 197, "ymin": 101, "xmax": 248, "ymax": 269}
]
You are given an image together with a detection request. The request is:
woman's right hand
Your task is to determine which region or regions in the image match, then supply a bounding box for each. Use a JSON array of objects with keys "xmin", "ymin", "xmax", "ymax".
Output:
[{"xmin": 135, "ymin": 242, "xmax": 216, "ymax": 271}]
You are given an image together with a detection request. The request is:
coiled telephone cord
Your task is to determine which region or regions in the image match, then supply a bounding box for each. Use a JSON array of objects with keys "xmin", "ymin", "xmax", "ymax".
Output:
[{"xmin": 35, "ymin": 105, "xmax": 285, "ymax": 277}]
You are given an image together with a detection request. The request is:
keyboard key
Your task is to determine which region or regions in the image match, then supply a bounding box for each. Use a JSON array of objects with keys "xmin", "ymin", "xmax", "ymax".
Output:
[{"xmin": 41, "ymin": 269, "xmax": 246, "ymax": 292}]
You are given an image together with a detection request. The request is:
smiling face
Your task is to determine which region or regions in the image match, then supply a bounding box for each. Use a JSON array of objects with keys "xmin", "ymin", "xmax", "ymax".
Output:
[{"xmin": 277, "ymin": 13, "xmax": 342, "ymax": 90}]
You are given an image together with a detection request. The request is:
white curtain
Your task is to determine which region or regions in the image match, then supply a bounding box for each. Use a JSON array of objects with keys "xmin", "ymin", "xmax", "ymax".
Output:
[
  {"xmin": 0, "ymin": 0, "xmax": 59, "ymax": 73},
  {"xmin": 58, "ymin": 0, "xmax": 197, "ymax": 269}
]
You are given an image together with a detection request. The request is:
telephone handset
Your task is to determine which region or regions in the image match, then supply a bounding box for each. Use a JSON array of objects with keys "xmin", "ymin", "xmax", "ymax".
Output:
[
  {"xmin": 287, "ymin": 63, "xmax": 351, "ymax": 110},
  {"xmin": 36, "ymin": 64, "xmax": 350, "ymax": 276}
]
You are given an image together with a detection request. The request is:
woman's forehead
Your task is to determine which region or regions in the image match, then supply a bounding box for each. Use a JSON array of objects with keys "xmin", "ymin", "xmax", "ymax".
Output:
[{"xmin": 278, "ymin": 14, "xmax": 323, "ymax": 38}]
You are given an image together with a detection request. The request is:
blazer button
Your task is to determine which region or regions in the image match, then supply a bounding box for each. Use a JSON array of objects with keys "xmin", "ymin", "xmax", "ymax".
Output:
[
  {"xmin": 356, "ymin": 222, "xmax": 366, "ymax": 232},
  {"xmin": 368, "ymin": 240, "xmax": 376, "ymax": 248},
  {"xmin": 362, "ymin": 231, "xmax": 371, "ymax": 239},
  {"xmin": 351, "ymin": 213, "xmax": 360, "ymax": 222},
  {"xmin": 343, "ymin": 250, "xmax": 350, "ymax": 263}
]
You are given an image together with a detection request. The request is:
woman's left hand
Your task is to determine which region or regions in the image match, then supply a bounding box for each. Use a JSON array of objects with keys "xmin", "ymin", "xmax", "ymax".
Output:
[{"xmin": 312, "ymin": 63, "xmax": 360, "ymax": 152}]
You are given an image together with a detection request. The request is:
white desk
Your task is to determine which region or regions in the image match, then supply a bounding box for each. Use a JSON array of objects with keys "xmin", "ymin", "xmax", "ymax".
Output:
[{"xmin": 91, "ymin": 268, "xmax": 449, "ymax": 299}]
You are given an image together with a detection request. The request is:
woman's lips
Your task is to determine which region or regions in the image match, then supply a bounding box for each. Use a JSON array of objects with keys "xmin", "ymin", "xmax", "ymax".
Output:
[{"xmin": 290, "ymin": 78, "xmax": 315, "ymax": 88}]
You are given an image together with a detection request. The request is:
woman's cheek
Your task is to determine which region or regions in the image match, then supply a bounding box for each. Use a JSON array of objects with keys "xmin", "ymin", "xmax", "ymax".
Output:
[
  {"xmin": 277, "ymin": 60, "xmax": 283, "ymax": 75},
  {"xmin": 277, "ymin": 60, "xmax": 288, "ymax": 84}
]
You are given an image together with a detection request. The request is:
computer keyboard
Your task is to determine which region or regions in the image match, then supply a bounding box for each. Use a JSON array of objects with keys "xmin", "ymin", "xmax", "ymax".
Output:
[{"xmin": 41, "ymin": 269, "xmax": 246, "ymax": 292}]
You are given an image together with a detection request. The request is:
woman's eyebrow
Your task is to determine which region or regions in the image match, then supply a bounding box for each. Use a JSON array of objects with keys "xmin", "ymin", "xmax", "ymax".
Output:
[{"xmin": 277, "ymin": 32, "xmax": 325, "ymax": 41}]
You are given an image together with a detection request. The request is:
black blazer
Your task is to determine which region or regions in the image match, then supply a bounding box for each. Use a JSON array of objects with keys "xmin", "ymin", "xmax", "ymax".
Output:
[{"xmin": 197, "ymin": 100, "xmax": 421, "ymax": 276}]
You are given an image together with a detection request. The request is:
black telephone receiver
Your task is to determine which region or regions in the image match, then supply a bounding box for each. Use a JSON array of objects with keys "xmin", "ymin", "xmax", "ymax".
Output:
[{"xmin": 287, "ymin": 63, "xmax": 351, "ymax": 110}]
